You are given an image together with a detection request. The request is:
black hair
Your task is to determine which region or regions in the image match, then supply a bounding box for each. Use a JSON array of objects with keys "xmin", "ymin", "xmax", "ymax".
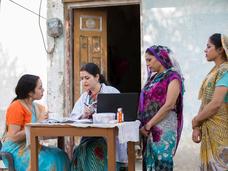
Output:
[
  {"xmin": 13, "ymin": 74, "xmax": 40, "ymax": 102},
  {"xmin": 209, "ymin": 33, "xmax": 222, "ymax": 49},
  {"xmin": 80, "ymin": 63, "xmax": 107, "ymax": 84},
  {"xmin": 209, "ymin": 33, "xmax": 227, "ymax": 60}
]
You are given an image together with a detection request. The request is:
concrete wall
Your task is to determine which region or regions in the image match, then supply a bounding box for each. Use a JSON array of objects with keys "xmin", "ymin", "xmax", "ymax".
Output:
[
  {"xmin": 46, "ymin": 0, "xmax": 65, "ymax": 118},
  {"xmin": 0, "ymin": 0, "xmax": 47, "ymax": 136},
  {"xmin": 46, "ymin": 0, "xmax": 228, "ymax": 170},
  {"xmin": 142, "ymin": 0, "xmax": 228, "ymax": 170},
  {"xmin": 0, "ymin": 0, "xmax": 227, "ymax": 169}
]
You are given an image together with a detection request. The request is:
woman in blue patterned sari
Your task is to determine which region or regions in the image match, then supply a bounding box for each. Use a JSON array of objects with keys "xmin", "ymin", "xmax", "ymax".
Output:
[
  {"xmin": 1, "ymin": 74, "xmax": 70, "ymax": 171},
  {"xmin": 138, "ymin": 45, "xmax": 184, "ymax": 171}
]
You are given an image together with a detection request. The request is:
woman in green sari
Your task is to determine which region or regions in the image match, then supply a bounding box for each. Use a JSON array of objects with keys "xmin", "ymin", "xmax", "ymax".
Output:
[{"xmin": 192, "ymin": 33, "xmax": 228, "ymax": 170}]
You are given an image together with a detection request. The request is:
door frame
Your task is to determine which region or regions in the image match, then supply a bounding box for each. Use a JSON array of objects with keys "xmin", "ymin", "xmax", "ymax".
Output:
[{"xmin": 63, "ymin": 0, "xmax": 142, "ymax": 115}]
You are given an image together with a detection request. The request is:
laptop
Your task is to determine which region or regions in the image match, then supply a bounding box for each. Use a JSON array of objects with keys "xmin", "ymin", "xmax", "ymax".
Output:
[{"xmin": 97, "ymin": 93, "xmax": 139, "ymax": 121}]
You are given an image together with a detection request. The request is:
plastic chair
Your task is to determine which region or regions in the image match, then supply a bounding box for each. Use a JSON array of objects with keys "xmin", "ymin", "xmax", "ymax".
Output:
[{"xmin": 0, "ymin": 141, "xmax": 15, "ymax": 171}]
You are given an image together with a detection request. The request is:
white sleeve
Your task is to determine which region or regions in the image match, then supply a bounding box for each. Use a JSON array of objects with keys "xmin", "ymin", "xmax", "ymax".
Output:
[
  {"xmin": 110, "ymin": 87, "xmax": 120, "ymax": 93},
  {"xmin": 70, "ymin": 93, "xmax": 87, "ymax": 120},
  {"xmin": 102, "ymin": 84, "xmax": 120, "ymax": 94}
]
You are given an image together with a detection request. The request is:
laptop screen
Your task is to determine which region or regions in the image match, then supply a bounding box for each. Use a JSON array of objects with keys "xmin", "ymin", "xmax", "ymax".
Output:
[{"xmin": 97, "ymin": 93, "xmax": 139, "ymax": 121}]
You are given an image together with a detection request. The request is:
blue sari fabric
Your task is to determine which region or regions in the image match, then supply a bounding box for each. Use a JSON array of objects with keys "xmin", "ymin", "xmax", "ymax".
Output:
[
  {"xmin": 1, "ymin": 103, "xmax": 70, "ymax": 171},
  {"xmin": 70, "ymin": 137, "xmax": 125, "ymax": 171},
  {"xmin": 138, "ymin": 69, "xmax": 184, "ymax": 171}
]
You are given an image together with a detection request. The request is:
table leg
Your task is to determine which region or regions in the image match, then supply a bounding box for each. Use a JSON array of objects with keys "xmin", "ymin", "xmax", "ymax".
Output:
[
  {"xmin": 128, "ymin": 142, "xmax": 135, "ymax": 171},
  {"xmin": 107, "ymin": 129, "xmax": 116, "ymax": 171},
  {"xmin": 30, "ymin": 135, "xmax": 38, "ymax": 171},
  {"xmin": 57, "ymin": 137, "xmax": 65, "ymax": 150}
]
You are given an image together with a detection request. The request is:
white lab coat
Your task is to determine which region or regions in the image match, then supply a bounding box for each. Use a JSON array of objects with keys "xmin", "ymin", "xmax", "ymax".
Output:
[{"xmin": 70, "ymin": 83, "xmax": 128, "ymax": 163}]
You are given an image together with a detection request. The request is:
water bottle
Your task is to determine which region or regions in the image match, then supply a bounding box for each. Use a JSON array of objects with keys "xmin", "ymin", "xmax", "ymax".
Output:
[{"xmin": 117, "ymin": 107, "xmax": 124, "ymax": 123}]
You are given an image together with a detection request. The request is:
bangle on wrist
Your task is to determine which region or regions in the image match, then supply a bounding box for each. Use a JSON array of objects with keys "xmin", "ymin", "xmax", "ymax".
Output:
[{"xmin": 144, "ymin": 125, "xmax": 150, "ymax": 132}]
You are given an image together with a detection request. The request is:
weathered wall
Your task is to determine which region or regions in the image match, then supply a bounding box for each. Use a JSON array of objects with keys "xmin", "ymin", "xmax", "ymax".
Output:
[
  {"xmin": 46, "ymin": 0, "xmax": 228, "ymax": 170},
  {"xmin": 46, "ymin": 0, "xmax": 65, "ymax": 117}
]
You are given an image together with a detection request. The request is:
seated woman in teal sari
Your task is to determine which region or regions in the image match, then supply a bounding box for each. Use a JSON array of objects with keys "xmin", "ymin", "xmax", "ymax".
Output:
[{"xmin": 1, "ymin": 74, "xmax": 70, "ymax": 171}]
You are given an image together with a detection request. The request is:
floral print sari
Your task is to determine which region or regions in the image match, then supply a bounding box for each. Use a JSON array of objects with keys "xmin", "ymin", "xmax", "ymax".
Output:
[{"xmin": 138, "ymin": 69, "xmax": 184, "ymax": 171}]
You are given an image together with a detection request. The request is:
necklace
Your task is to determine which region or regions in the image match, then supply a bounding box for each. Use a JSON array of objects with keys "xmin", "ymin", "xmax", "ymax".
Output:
[{"xmin": 88, "ymin": 84, "xmax": 102, "ymax": 103}]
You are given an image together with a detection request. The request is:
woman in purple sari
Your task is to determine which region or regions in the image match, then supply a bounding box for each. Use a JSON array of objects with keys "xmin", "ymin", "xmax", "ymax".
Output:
[{"xmin": 138, "ymin": 45, "xmax": 184, "ymax": 171}]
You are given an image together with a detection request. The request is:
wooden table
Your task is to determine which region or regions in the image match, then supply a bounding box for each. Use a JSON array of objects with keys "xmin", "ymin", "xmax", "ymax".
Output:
[{"xmin": 28, "ymin": 124, "xmax": 136, "ymax": 171}]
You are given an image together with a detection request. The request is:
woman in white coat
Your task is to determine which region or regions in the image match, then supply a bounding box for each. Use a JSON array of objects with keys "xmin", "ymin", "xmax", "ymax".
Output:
[{"xmin": 70, "ymin": 62, "xmax": 127, "ymax": 171}]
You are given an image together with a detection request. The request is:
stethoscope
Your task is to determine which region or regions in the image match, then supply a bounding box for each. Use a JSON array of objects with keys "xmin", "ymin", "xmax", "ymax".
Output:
[{"xmin": 84, "ymin": 83, "xmax": 103, "ymax": 108}]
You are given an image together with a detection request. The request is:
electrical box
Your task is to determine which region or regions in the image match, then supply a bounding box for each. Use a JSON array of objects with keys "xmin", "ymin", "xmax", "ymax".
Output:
[{"xmin": 47, "ymin": 18, "xmax": 63, "ymax": 38}]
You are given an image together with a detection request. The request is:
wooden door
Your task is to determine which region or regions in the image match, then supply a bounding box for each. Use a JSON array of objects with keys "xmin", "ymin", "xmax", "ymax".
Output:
[{"xmin": 73, "ymin": 9, "xmax": 107, "ymax": 101}]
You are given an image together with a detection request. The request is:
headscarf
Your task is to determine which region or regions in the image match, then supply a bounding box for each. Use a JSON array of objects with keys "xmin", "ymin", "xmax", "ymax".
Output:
[
  {"xmin": 146, "ymin": 45, "xmax": 173, "ymax": 69},
  {"xmin": 146, "ymin": 45, "xmax": 184, "ymax": 81},
  {"xmin": 221, "ymin": 34, "xmax": 228, "ymax": 59}
]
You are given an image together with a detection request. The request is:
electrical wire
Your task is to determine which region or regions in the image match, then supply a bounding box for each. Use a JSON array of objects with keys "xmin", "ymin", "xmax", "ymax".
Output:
[
  {"xmin": 5, "ymin": 0, "xmax": 55, "ymax": 54},
  {"xmin": 8, "ymin": 0, "xmax": 46, "ymax": 20},
  {"xmin": 39, "ymin": 0, "xmax": 55, "ymax": 54}
]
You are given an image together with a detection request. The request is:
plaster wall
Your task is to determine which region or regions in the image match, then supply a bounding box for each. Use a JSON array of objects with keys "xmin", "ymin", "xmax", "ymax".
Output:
[
  {"xmin": 0, "ymin": 0, "xmax": 47, "ymax": 136},
  {"xmin": 142, "ymin": 0, "xmax": 228, "ymax": 170},
  {"xmin": 46, "ymin": 0, "xmax": 65, "ymax": 117},
  {"xmin": 46, "ymin": 0, "xmax": 228, "ymax": 170}
]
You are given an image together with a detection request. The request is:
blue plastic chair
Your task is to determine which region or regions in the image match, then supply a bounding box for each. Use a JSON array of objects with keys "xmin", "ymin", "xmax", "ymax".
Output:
[{"xmin": 0, "ymin": 141, "xmax": 15, "ymax": 171}]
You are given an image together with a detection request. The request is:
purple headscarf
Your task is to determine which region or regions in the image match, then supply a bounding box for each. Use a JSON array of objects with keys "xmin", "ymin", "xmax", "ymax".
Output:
[{"xmin": 146, "ymin": 45, "xmax": 173, "ymax": 69}]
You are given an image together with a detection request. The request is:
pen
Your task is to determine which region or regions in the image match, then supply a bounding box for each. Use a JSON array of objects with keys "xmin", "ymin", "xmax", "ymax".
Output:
[{"xmin": 84, "ymin": 103, "xmax": 89, "ymax": 107}]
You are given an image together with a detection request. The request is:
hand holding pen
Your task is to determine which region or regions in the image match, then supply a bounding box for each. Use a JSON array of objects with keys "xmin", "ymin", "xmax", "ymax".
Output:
[{"xmin": 82, "ymin": 102, "xmax": 96, "ymax": 119}]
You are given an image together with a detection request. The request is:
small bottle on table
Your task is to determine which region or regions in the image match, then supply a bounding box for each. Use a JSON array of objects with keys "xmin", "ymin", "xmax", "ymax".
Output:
[{"xmin": 117, "ymin": 107, "xmax": 124, "ymax": 123}]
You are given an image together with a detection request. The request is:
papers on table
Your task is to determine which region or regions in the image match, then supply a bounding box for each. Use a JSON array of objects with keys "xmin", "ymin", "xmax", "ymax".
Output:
[
  {"xmin": 74, "ymin": 119, "xmax": 93, "ymax": 124},
  {"xmin": 40, "ymin": 117, "xmax": 93, "ymax": 124}
]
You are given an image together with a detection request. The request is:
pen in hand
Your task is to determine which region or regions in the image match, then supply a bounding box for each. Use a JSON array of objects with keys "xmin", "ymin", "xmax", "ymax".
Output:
[
  {"xmin": 84, "ymin": 103, "xmax": 89, "ymax": 107},
  {"xmin": 84, "ymin": 103, "xmax": 95, "ymax": 118}
]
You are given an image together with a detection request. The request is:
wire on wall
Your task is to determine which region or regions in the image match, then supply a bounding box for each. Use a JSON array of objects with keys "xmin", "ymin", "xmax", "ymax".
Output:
[
  {"xmin": 39, "ymin": 0, "xmax": 55, "ymax": 54},
  {"xmin": 8, "ymin": 0, "xmax": 46, "ymax": 20},
  {"xmin": 5, "ymin": 0, "xmax": 56, "ymax": 54}
]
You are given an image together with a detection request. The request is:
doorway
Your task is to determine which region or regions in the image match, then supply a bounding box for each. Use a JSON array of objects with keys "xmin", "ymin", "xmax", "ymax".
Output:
[
  {"xmin": 107, "ymin": 5, "xmax": 141, "ymax": 93},
  {"xmin": 73, "ymin": 4, "xmax": 141, "ymax": 100}
]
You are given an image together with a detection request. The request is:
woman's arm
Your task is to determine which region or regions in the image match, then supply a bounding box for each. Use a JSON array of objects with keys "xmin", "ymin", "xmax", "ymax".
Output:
[
  {"xmin": 36, "ymin": 103, "xmax": 48, "ymax": 122},
  {"xmin": 6, "ymin": 124, "xmax": 25, "ymax": 142},
  {"xmin": 191, "ymin": 104, "xmax": 203, "ymax": 143},
  {"xmin": 144, "ymin": 79, "xmax": 180, "ymax": 131},
  {"xmin": 192, "ymin": 86, "xmax": 227, "ymax": 128},
  {"xmin": 192, "ymin": 127, "xmax": 202, "ymax": 143},
  {"xmin": 70, "ymin": 93, "xmax": 87, "ymax": 119}
]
